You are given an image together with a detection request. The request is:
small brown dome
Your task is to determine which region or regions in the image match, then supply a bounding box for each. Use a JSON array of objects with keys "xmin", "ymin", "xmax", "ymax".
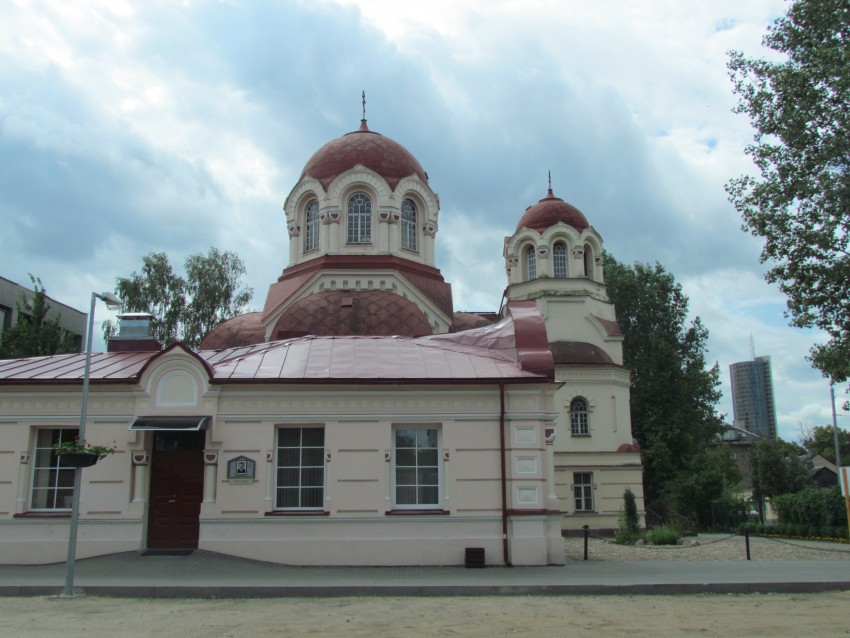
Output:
[
  {"xmin": 199, "ymin": 312, "xmax": 266, "ymax": 350},
  {"xmin": 516, "ymin": 188, "xmax": 589, "ymax": 233},
  {"xmin": 273, "ymin": 290, "xmax": 433, "ymax": 338},
  {"xmin": 301, "ymin": 120, "xmax": 428, "ymax": 191},
  {"xmin": 450, "ymin": 312, "xmax": 498, "ymax": 333},
  {"xmin": 550, "ymin": 341, "xmax": 614, "ymax": 365}
]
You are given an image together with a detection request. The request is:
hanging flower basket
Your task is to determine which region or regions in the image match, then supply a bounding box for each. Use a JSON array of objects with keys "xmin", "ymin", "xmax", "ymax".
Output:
[
  {"xmin": 58, "ymin": 452, "xmax": 100, "ymax": 468},
  {"xmin": 52, "ymin": 436, "xmax": 116, "ymax": 468}
]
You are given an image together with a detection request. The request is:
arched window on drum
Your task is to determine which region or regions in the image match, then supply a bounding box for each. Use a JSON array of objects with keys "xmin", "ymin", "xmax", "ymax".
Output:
[
  {"xmin": 303, "ymin": 200, "xmax": 320, "ymax": 253},
  {"xmin": 570, "ymin": 397, "xmax": 589, "ymax": 436},
  {"xmin": 526, "ymin": 245, "xmax": 537, "ymax": 281},
  {"xmin": 347, "ymin": 192, "xmax": 372, "ymax": 244},
  {"xmin": 401, "ymin": 199, "xmax": 417, "ymax": 251},
  {"xmin": 553, "ymin": 242, "xmax": 567, "ymax": 278}
]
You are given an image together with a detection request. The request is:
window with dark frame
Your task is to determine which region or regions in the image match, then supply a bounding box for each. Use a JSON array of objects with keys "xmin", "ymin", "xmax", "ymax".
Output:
[
  {"xmin": 393, "ymin": 427, "xmax": 440, "ymax": 508},
  {"xmin": 573, "ymin": 472, "xmax": 593, "ymax": 512},
  {"xmin": 275, "ymin": 427, "xmax": 325, "ymax": 510},
  {"xmin": 30, "ymin": 428, "xmax": 78, "ymax": 510}
]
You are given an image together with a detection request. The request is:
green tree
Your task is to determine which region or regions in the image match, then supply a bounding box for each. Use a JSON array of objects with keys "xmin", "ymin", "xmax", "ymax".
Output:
[
  {"xmin": 750, "ymin": 438, "xmax": 809, "ymax": 521},
  {"xmin": 726, "ymin": 0, "xmax": 850, "ymax": 381},
  {"xmin": 667, "ymin": 447, "xmax": 742, "ymax": 530},
  {"xmin": 110, "ymin": 248, "xmax": 253, "ymax": 349},
  {"xmin": 603, "ymin": 254, "xmax": 724, "ymax": 517},
  {"xmin": 0, "ymin": 276, "xmax": 76, "ymax": 359},
  {"xmin": 801, "ymin": 424, "xmax": 850, "ymax": 464}
]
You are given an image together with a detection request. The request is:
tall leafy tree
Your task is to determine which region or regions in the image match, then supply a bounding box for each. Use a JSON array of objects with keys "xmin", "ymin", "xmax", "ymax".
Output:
[
  {"xmin": 749, "ymin": 437, "xmax": 809, "ymax": 521},
  {"xmin": 110, "ymin": 248, "xmax": 252, "ymax": 349},
  {"xmin": 667, "ymin": 447, "xmax": 742, "ymax": 530},
  {"xmin": 0, "ymin": 276, "xmax": 76, "ymax": 359},
  {"xmin": 604, "ymin": 254, "xmax": 723, "ymax": 516},
  {"xmin": 726, "ymin": 0, "xmax": 850, "ymax": 381},
  {"xmin": 801, "ymin": 424, "xmax": 850, "ymax": 464}
]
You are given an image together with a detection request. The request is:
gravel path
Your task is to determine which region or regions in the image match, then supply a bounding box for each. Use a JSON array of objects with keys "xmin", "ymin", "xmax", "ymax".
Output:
[{"xmin": 565, "ymin": 533, "xmax": 850, "ymax": 561}]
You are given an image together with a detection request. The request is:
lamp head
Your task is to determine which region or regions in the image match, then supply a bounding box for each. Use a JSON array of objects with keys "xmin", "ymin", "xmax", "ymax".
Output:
[{"xmin": 95, "ymin": 292, "xmax": 123, "ymax": 311}]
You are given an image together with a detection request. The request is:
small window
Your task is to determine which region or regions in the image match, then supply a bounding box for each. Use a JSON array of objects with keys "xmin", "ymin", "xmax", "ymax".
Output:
[
  {"xmin": 570, "ymin": 397, "xmax": 589, "ymax": 436},
  {"xmin": 553, "ymin": 242, "xmax": 567, "ymax": 278},
  {"xmin": 303, "ymin": 200, "xmax": 320, "ymax": 252},
  {"xmin": 526, "ymin": 246, "xmax": 537, "ymax": 281},
  {"xmin": 347, "ymin": 192, "xmax": 372, "ymax": 244},
  {"xmin": 401, "ymin": 199, "xmax": 417, "ymax": 251},
  {"xmin": 584, "ymin": 244, "xmax": 593, "ymax": 279},
  {"xmin": 393, "ymin": 427, "xmax": 440, "ymax": 508},
  {"xmin": 573, "ymin": 472, "xmax": 594, "ymax": 512},
  {"xmin": 276, "ymin": 427, "xmax": 325, "ymax": 510},
  {"xmin": 31, "ymin": 428, "xmax": 79, "ymax": 510}
]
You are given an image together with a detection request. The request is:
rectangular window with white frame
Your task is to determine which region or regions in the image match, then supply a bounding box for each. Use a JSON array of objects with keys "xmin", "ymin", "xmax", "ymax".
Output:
[
  {"xmin": 393, "ymin": 426, "xmax": 440, "ymax": 509},
  {"xmin": 275, "ymin": 426, "xmax": 325, "ymax": 510},
  {"xmin": 30, "ymin": 428, "xmax": 79, "ymax": 510},
  {"xmin": 573, "ymin": 472, "xmax": 594, "ymax": 512}
]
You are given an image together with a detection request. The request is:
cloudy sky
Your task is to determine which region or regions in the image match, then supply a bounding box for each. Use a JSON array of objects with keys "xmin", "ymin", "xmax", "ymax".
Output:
[{"xmin": 0, "ymin": 0, "xmax": 841, "ymax": 441}]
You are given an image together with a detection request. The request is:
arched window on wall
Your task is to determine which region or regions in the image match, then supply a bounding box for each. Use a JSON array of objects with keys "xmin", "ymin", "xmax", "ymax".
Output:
[
  {"xmin": 553, "ymin": 242, "xmax": 567, "ymax": 278},
  {"xmin": 583, "ymin": 244, "xmax": 594, "ymax": 280},
  {"xmin": 347, "ymin": 192, "xmax": 372, "ymax": 244},
  {"xmin": 401, "ymin": 199, "xmax": 417, "ymax": 251},
  {"xmin": 303, "ymin": 200, "xmax": 320, "ymax": 253},
  {"xmin": 570, "ymin": 397, "xmax": 589, "ymax": 436},
  {"xmin": 526, "ymin": 245, "xmax": 537, "ymax": 280}
]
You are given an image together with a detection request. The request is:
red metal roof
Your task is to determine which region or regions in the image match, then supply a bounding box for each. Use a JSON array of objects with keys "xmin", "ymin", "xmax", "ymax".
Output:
[
  {"xmin": 300, "ymin": 120, "xmax": 428, "ymax": 191},
  {"xmin": 516, "ymin": 188, "xmax": 590, "ymax": 233},
  {"xmin": 271, "ymin": 290, "xmax": 433, "ymax": 339},
  {"xmin": 0, "ymin": 302, "xmax": 554, "ymax": 385}
]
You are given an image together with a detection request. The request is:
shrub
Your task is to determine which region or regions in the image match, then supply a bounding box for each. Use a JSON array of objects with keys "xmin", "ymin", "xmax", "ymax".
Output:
[
  {"xmin": 644, "ymin": 527, "xmax": 681, "ymax": 546},
  {"xmin": 616, "ymin": 488, "xmax": 641, "ymax": 543}
]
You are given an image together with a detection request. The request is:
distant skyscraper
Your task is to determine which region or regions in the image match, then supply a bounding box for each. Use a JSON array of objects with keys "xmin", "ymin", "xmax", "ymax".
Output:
[{"xmin": 729, "ymin": 355, "xmax": 778, "ymax": 439}]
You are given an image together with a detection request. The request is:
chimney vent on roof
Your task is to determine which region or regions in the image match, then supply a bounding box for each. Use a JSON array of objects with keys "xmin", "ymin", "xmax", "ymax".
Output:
[{"xmin": 107, "ymin": 313, "xmax": 162, "ymax": 352}]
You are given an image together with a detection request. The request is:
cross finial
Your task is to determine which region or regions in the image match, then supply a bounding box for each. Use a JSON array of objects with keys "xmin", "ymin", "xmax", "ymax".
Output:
[
  {"xmin": 548, "ymin": 170, "xmax": 551, "ymax": 190},
  {"xmin": 362, "ymin": 90, "xmax": 366, "ymax": 120}
]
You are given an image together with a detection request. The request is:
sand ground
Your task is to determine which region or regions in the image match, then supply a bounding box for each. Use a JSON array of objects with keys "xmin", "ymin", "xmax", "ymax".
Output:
[
  {"xmin": 3, "ymin": 591, "xmax": 850, "ymax": 637},
  {"xmin": 4, "ymin": 536, "xmax": 850, "ymax": 637}
]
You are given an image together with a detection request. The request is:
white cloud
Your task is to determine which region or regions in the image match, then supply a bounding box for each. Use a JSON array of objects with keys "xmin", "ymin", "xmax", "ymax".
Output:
[{"xmin": 1, "ymin": 0, "xmax": 835, "ymax": 448}]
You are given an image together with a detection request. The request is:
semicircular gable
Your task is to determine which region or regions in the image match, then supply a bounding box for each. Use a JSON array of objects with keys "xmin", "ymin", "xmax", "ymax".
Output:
[
  {"xmin": 138, "ymin": 343, "xmax": 214, "ymax": 408},
  {"xmin": 326, "ymin": 167, "xmax": 392, "ymax": 205}
]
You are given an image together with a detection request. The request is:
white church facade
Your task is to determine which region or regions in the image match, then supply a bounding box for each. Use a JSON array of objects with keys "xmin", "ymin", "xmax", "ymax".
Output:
[{"xmin": 0, "ymin": 117, "xmax": 643, "ymax": 566}]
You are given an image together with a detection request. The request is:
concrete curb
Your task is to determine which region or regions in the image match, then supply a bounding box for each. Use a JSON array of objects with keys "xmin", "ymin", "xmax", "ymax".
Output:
[{"xmin": 4, "ymin": 581, "xmax": 850, "ymax": 598}]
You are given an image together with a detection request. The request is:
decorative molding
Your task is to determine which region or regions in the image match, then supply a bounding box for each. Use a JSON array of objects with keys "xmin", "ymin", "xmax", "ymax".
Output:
[{"xmin": 131, "ymin": 452, "xmax": 149, "ymax": 466}]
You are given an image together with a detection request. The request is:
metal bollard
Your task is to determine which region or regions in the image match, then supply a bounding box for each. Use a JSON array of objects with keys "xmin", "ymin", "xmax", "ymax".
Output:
[
  {"xmin": 582, "ymin": 525, "xmax": 589, "ymax": 561},
  {"xmin": 744, "ymin": 529, "xmax": 751, "ymax": 560}
]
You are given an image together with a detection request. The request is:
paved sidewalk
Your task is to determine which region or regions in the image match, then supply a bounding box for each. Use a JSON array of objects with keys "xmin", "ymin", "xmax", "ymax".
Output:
[{"xmin": 1, "ymin": 550, "xmax": 849, "ymax": 597}]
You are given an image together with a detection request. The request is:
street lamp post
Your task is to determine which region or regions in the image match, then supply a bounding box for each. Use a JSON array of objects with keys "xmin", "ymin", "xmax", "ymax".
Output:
[
  {"xmin": 830, "ymin": 380, "xmax": 842, "ymax": 469},
  {"xmin": 61, "ymin": 291, "xmax": 122, "ymax": 598}
]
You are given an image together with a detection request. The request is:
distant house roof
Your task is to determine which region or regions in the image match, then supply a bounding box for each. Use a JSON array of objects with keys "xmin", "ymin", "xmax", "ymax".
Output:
[{"xmin": 0, "ymin": 301, "xmax": 555, "ymax": 385}]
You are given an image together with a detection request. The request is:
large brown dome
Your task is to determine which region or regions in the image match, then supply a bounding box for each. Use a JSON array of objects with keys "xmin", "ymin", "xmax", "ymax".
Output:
[
  {"xmin": 516, "ymin": 188, "xmax": 589, "ymax": 233},
  {"xmin": 199, "ymin": 312, "xmax": 266, "ymax": 350},
  {"xmin": 272, "ymin": 290, "xmax": 433, "ymax": 338},
  {"xmin": 301, "ymin": 120, "xmax": 428, "ymax": 191}
]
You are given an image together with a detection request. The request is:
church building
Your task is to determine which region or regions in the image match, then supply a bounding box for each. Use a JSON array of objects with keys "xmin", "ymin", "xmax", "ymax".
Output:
[{"xmin": 0, "ymin": 116, "xmax": 643, "ymax": 566}]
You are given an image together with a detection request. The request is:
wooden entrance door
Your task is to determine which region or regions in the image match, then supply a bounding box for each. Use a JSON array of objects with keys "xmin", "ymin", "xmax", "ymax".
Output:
[{"xmin": 147, "ymin": 431, "xmax": 205, "ymax": 549}]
